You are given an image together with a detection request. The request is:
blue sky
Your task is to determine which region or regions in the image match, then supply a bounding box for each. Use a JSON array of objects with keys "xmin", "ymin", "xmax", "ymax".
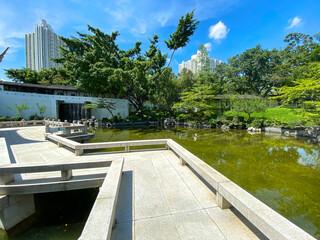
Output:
[{"xmin": 0, "ymin": 0, "xmax": 319, "ymax": 81}]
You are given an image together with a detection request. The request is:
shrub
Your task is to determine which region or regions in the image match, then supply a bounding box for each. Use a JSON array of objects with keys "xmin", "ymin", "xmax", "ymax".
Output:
[
  {"xmin": 0, "ymin": 116, "xmax": 11, "ymax": 122},
  {"xmin": 13, "ymin": 116, "xmax": 23, "ymax": 121},
  {"xmin": 29, "ymin": 115, "xmax": 39, "ymax": 120},
  {"xmin": 248, "ymin": 118, "xmax": 263, "ymax": 128}
]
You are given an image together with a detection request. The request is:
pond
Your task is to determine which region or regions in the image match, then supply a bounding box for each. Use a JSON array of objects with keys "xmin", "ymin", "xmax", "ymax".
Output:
[{"xmin": 90, "ymin": 126, "xmax": 320, "ymax": 239}]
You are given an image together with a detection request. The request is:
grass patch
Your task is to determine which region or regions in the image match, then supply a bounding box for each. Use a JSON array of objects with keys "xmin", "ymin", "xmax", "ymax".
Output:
[{"xmin": 224, "ymin": 107, "xmax": 316, "ymax": 127}]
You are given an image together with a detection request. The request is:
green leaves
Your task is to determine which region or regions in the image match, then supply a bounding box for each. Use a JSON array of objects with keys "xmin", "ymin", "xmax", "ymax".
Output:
[
  {"xmin": 173, "ymin": 84, "xmax": 217, "ymax": 121},
  {"xmin": 273, "ymin": 62, "xmax": 320, "ymax": 110},
  {"xmin": 233, "ymin": 97, "xmax": 267, "ymax": 119},
  {"xmin": 164, "ymin": 10, "xmax": 199, "ymax": 68},
  {"xmin": 6, "ymin": 103, "xmax": 29, "ymax": 117},
  {"xmin": 165, "ymin": 10, "xmax": 199, "ymax": 51}
]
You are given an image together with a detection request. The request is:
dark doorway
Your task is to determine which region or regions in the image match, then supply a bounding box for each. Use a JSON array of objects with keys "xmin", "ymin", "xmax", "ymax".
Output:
[{"xmin": 58, "ymin": 103, "xmax": 86, "ymax": 122}]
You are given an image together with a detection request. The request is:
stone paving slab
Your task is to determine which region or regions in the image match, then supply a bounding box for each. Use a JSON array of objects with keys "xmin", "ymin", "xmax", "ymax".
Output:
[{"xmin": 0, "ymin": 126, "xmax": 263, "ymax": 239}]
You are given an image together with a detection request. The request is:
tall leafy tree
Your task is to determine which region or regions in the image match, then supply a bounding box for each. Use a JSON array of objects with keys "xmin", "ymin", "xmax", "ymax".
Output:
[
  {"xmin": 228, "ymin": 45, "xmax": 282, "ymax": 96},
  {"xmin": 273, "ymin": 62, "xmax": 320, "ymax": 111},
  {"xmin": 56, "ymin": 11, "xmax": 199, "ymax": 113},
  {"xmin": 5, "ymin": 68, "xmax": 72, "ymax": 85},
  {"xmin": 272, "ymin": 32, "xmax": 320, "ymax": 87},
  {"xmin": 197, "ymin": 43, "xmax": 211, "ymax": 73},
  {"xmin": 178, "ymin": 68, "xmax": 195, "ymax": 92},
  {"xmin": 164, "ymin": 10, "xmax": 199, "ymax": 68},
  {"xmin": 173, "ymin": 84, "xmax": 217, "ymax": 122}
]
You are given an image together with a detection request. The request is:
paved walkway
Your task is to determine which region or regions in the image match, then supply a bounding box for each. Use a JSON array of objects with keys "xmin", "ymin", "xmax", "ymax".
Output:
[{"xmin": 0, "ymin": 126, "xmax": 266, "ymax": 240}]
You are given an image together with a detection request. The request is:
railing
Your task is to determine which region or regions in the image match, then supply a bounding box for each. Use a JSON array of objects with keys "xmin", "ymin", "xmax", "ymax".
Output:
[
  {"xmin": 45, "ymin": 132, "xmax": 167, "ymax": 156},
  {"xmin": 45, "ymin": 122, "xmax": 87, "ymax": 137},
  {"xmin": 0, "ymin": 159, "xmax": 114, "ymax": 195},
  {"xmin": 79, "ymin": 158, "xmax": 124, "ymax": 240},
  {"xmin": 166, "ymin": 139, "xmax": 315, "ymax": 240},
  {"xmin": 0, "ymin": 120, "xmax": 45, "ymax": 128},
  {"xmin": 0, "ymin": 138, "xmax": 14, "ymax": 185},
  {"xmin": 44, "ymin": 133, "xmax": 315, "ymax": 239}
]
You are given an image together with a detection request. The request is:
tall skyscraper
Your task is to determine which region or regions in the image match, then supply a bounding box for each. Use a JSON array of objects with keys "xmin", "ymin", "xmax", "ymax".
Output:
[
  {"xmin": 25, "ymin": 19, "xmax": 64, "ymax": 71},
  {"xmin": 178, "ymin": 50, "xmax": 222, "ymax": 75}
]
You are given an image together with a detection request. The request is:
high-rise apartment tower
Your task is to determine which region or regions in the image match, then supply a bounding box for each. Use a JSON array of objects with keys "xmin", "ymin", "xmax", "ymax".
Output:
[
  {"xmin": 178, "ymin": 50, "xmax": 222, "ymax": 75},
  {"xmin": 25, "ymin": 19, "xmax": 64, "ymax": 71}
]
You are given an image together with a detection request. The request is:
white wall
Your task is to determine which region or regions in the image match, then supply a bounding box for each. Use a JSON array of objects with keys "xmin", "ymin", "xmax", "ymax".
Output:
[{"xmin": 0, "ymin": 88, "xmax": 129, "ymax": 120}]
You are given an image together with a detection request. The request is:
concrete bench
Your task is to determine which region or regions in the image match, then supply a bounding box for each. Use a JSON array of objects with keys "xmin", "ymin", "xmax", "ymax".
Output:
[
  {"xmin": 45, "ymin": 133, "xmax": 81, "ymax": 153},
  {"xmin": 166, "ymin": 139, "xmax": 315, "ymax": 240},
  {"xmin": 0, "ymin": 160, "xmax": 113, "ymax": 195},
  {"xmin": 79, "ymin": 157, "xmax": 124, "ymax": 240}
]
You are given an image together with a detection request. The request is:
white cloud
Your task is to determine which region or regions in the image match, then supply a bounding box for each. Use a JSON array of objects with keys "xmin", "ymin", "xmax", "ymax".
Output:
[
  {"xmin": 209, "ymin": 21, "xmax": 229, "ymax": 40},
  {"xmin": 131, "ymin": 19, "xmax": 147, "ymax": 34},
  {"xmin": 104, "ymin": 7, "xmax": 133, "ymax": 23},
  {"xmin": 204, "ymin": 42, "xmax": 212, "ymax": 52},
  {"xmin": 156, "ymin": 12, "xmax": 170, "ymax": 27},
  {"xmin": 287, "ymin": 17, "xmax": 302, "ymax": 29}
]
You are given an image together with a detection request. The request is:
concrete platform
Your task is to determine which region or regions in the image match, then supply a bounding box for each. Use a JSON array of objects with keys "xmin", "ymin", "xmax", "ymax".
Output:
[{"xmin": 0, "ymin": 126, "xmax": 266, "ymax": 239}]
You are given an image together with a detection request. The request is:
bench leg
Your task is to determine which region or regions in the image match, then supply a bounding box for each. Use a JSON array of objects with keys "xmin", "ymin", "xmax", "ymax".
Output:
[
  {"xmin": 61, "ymin": 170, "xmax": 73, "ymax": 181},
  {"xmin": 217, "ymin": 192, "xmax": 231, "ymax": 209},
  {"xmin": 180, "ymin": 157, "xmax": 187, "ymax": 166},
  {"xmin": 75, "ymin": 149, "xmax": 83, "ymax": 156}
]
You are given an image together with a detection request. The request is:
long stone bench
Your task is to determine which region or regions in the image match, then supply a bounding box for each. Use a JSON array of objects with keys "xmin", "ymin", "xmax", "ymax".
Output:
[
  {"xmin": 166, "ymin": 139, "xmax": 315, "ymax": 240},
  {"xmin": 0, "ymin": 160, "xmax": 113, "ymax": 195},
  {"xmin": 79, "ymin": 157, "xmax": 124, "ymax": 240},
  {"xmin": 45, "ymin": 132, "xmax": 167, "ymax": 156},
  {"xmin": 76, "ymin": 139, "xmax": 168, "ymax": 153},
  {"xmin": 45, "ymin": 133, "xmax": 82, "ymax": 154}
]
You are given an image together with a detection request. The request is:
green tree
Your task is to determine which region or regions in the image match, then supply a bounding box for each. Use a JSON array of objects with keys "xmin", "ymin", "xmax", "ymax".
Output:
[
  {"xmin": 177, "ymin": 68, "xmax": 195, "ymax": 92},
  {"xmin": 150, "ymin": 72, "xmax": 180, "ymax": 117},
  {"xmin": 5, "ymin": 68, "xmax": 72, "ymax": 85},
  {"xmin": 228, "ymin": 45, "xmax": 282, "ymax": 96},
  {"xmin": 197, "ymin": 44, "xmax": 211, "ymax": 73},
  {"xmin": 272, "ymin": 33, "xmax": 320, "ymax": 88},
  {"xmin": 56, "ymin": 11, "xmax": 199, "ymax": 114},
  {"xmin": 6, "ymin": 103, "xmax": 30, "ymax": 117},
  {"xmin": 83, "ymin": 98, "xmax": 116, "ymax": 117},
  {"xmin": 233, "ymin": 97, "xmax": 267, "ymax": 120},
  {"xmin": 164, "ymin": 10, "xmax": 199, "ymax": 68},
  {"xmin": 173, "ymin": 84, "xmax": 217, "ymax": 122},
  {"xmin": 273, "ymin": 62, "xmax": 320, "ymax": 111}
]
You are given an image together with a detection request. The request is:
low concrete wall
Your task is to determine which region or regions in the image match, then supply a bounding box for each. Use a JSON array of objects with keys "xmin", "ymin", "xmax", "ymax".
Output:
[
  {"xmin": 263, "ymin": 126, "xmax": 320, "ymax": 139},
  {"xmin": 0, "ymin": 120, "xmax": 45, "ymax": 128},
  {"xmin": 43, "ymin": 133, "xmax": 316, "ymax": 239},
  {"xmin": 79, "ymin": 158, "xmax": 124, "ymax": 240},
  {"xmin": 0, "ymin": 90, "xmax": 129, "ymax": 120},
  {"xmin": 167, "ymin": 139, "xmax": 315, "ymax": 240}
]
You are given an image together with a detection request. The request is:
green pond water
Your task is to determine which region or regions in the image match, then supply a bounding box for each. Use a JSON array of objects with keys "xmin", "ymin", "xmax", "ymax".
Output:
[{"xmin": 89, "ymin": 126, "xmax": 320, "ymax": 239}]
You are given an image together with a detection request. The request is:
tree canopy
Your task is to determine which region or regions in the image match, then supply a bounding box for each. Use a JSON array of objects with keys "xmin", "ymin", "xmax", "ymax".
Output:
[{"xmin": 54, "ymin": 11, "xmax": 199, "ymax": 113}]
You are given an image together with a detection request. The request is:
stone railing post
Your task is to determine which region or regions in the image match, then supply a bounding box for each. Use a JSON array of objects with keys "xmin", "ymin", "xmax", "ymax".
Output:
[
  {"xmin": 66, "ymin": 128, "xmax": 71, "ymax": 136},
  {"xmin": 83, "ymin": 122, "xmax": 88, "ymax": 134},
  {"xmin": 61, "ymin": 170, "xmax": 73, "ymax": 181}
]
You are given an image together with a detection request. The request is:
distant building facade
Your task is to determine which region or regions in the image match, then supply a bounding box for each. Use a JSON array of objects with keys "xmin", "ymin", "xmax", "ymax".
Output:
[
  {"xmin": 25, "ymin": 19, "xmax": 64, "ymax": 71},
  {"xmin": 0, "ymin": 81, "xmax": 129, "ymax": 121},
  {"xmin": 178, "ymin": 50, "xmax": 222, "ymax": 75}
]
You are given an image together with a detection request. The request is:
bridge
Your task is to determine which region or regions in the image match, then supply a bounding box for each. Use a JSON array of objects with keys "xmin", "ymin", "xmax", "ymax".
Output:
[{"xmin": 0, "ymin": 125, "xmax": 316, "ymax": 240}]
